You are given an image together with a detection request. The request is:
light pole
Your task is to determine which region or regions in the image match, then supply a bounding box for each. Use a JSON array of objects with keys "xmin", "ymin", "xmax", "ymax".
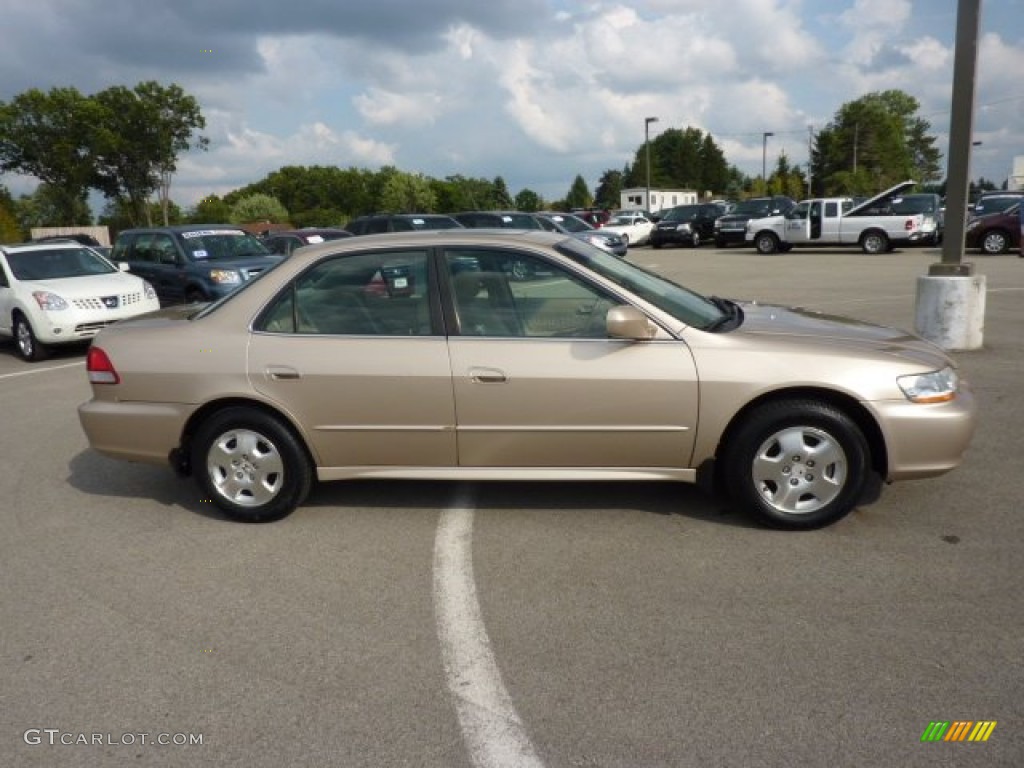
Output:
[
  {"xmin": 645, "ymin": 116, "xmax": 659, "ymax": 212},
  {"xmin": 762, "ymin": 131, "xmax": 774, "ymax": 188}
]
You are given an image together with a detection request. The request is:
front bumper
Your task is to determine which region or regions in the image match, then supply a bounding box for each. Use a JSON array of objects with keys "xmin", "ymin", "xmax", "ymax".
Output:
[{"xmin": 34, "ymin": 299, "xmax": 161, "ymax": 345}]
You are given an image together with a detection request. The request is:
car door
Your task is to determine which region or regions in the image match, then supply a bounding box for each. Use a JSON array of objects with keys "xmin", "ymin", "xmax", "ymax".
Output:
[
  {"xmin": 442, "ymin": 247, "xmax": 699, "ymax": 468},
  {"xmin": 784, "ymin": 202, "xmax": 813, "ymax": 244},
  {"xmin": 247, "ymin": 247, "xmax": 457, "ymax": 469},
  {"xmin": 0, "ymin": 256, "xmax": 14, "ymax": 337}
]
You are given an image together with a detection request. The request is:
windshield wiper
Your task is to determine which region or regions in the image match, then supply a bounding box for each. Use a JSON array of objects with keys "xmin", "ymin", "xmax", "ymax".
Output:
[{"xmin": 703, "ymin": 295, "xmax": 743, "ymax": 332}]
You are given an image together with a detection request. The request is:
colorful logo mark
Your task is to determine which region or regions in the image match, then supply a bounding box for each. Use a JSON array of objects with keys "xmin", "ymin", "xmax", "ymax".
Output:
[{"xmin": 921, "ymin": 721, "xmax": 996, "ymax": 742}]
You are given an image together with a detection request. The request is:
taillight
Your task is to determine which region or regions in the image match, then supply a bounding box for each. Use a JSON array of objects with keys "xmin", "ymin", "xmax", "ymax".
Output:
[{"xmin": 86, "ymin": 347, "xmax": 120, "ymax": 385}]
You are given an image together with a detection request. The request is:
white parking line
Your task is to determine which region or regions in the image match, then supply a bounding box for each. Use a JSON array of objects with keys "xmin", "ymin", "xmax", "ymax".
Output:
[
  {"xmin": 0, "ymin": 361, "xmax": 83, "ymax": 380},
  {"xmin": 433, "ymin": 485, "xmax": 545, "ymax": 768}
]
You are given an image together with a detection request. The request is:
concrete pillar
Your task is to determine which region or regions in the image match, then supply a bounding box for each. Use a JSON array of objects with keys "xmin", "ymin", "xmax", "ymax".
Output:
[{"xmin": 914, "ymin": 273, "xmax": 986, "ymax": 351}]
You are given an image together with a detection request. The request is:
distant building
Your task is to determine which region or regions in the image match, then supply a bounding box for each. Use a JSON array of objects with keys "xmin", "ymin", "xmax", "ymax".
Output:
[
  {"xmin": 1009, "ymin": 155, "xmax": 1024, "ymax": 191},
  {"xmin": 620, "ymin": 187, "xmax": 697, "ymax": 213}
]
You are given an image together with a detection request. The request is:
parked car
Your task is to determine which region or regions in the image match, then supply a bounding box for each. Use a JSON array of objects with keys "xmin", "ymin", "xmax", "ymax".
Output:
[
  {"xmin": 571, "ymin": 208, "xmax": 612, "ymax": 228},
  {"xmin": 650, "ymin": 203, "xmax": 727, "ymax": 248},
  {"xmin": 79, "ymin": 230, "xmax": 975, "ymax": 531},
  {"xmin": 533, "ymin": 212, "xmax": 628, "ymax": 257},
  {"xmin": 971, "ymin": 190, "xmax": 1024, "ymax": 218},
  {"xmin": 714, "ymin": 196, "xmax": 796, "ymax": 248},
  {"xmin": 964, "ymin": 202, "xmax": 1021, "ymax": 254},
  {"xmin": 888, "ymin": 193, "xmax": 944, "ymax": 245},
  {"xmin": 346, "ymin": 213, "xmax": 462, "ymax": 235},
  {"xmin": 599, "ymin": 211, "xmax": 655, "ymax": 247},
  {"xmin": 0, "ymin": 242, "xmax": 160, "ymax": 361},
  {"xmin": 262, "ymin": 228, "xmax": 353, "ymax": 257},
  {"xmin": 111, "ymin": 225, "xmax": 282, "ymax": 305},
  {"xmin": 452, "ymin": 211, "xmax": 544, "ymax": 230}
]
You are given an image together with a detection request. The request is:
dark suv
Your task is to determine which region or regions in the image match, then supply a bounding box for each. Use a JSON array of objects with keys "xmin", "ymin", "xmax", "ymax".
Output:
[
  {"xmin": 345, "ymin": 213, "xmax": 462, "ymax": 235},
  {"xmin": 713, "ymin": 196, "xmax": 796, "ymax": 247},
  {"xmin": 111, "ymin": 225, "xmax": 282, "ymax": 304},
  {"xmin": 650, "ymin": 203, "xmax": 727, "ymax": 248}
]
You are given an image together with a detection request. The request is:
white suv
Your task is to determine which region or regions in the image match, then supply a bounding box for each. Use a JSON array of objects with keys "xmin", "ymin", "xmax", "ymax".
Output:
[{"xmin": 0, "ymin": 242, "xmax": 160, "ymax": 361}]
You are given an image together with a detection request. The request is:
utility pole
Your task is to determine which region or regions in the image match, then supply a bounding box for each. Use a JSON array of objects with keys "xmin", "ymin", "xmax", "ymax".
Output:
[{"xmin": 644, "ymin": 116, "xmax": 659, "ymax": 212}]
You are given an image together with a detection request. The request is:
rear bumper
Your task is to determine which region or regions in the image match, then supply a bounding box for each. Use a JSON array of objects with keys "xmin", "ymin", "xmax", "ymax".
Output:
[{"xmin": 78, "ymin": 399, "xmax": 195, "ymax": 466}]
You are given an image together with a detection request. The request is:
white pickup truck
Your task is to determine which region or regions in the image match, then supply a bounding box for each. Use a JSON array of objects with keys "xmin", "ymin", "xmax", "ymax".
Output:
[{"xmin": 745, "ymin": 180, "xmax": 927, "ymax": 254}]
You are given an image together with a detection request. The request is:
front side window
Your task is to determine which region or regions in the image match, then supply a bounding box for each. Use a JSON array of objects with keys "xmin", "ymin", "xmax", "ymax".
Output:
[
  {"xmin": 445, "ymin": 249, "xmax": 618, "ymax": 339},
  {"xmin": 257, "ymin": 250, "xmax": 432, "ymax": 336}
]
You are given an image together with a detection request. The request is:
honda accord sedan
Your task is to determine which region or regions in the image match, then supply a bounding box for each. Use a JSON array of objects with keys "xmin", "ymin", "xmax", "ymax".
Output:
[{"xmin": 78, "ymin": 230, "xmax": 976, "ymax": 529}]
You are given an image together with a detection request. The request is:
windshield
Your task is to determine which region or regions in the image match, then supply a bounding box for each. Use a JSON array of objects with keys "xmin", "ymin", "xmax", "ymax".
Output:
[
  {"xmin": 6, "ymin": 247, "xmax": 118, "ymax": 280},
  {"xmin": 393, "ymin": 216, "xmax": 462, "ymax": 231},
  {"xmin": 662, "ymin": 206, "xmax": 700, "ymax": 222},
  {"xmin": 554, "ymin": 238, "xmax": 724, "ymax": 329},
  {"xmin": 891, "ymin": 196, "xmax": 937, "ymax": 214},
  {"xmin": 730, "ymin": 199, "xmax": 772, "ymax": 216},
  {"xmin": 179, "ymin": 229, "xmax": 271, "ymax": 260},
  {"xmin": 543, "ymin": 214, "xmax": 592, "ymax": 233}
]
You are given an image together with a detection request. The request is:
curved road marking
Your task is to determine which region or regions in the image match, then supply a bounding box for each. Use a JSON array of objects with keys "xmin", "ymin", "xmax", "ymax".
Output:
[
  {"xmin": 0, "ymin": 361, "xmax": 83, "ymax": 380},
  {"xmin": 433, "ymin": 484, "xmax": 545, "ymax": 768}
]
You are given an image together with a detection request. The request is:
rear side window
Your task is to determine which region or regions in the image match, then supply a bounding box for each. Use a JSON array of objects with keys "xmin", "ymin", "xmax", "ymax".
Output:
[{"xmin": 257, "ymin": 250, "xmax": 432, "ymax": 336}]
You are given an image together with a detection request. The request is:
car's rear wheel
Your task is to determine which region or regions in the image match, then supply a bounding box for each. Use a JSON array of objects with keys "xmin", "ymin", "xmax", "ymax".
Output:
[
  {"xmin": 861, "ymin": 231, "xmax": 889, "ymax": 254},
  {"xmin": 13, "ymin": 313, "xmax": 49, "ymax": 362},
  {"xmin": 192, "ymin": 407, "xmax": 313, "ymax": 523},
  {"xmin": 754, "ymin": 232, "xmax": 780, "ymax": 254},
  {"xmin": 980, "ymin": 230, "xmax": 1009, "ymax": 255},
  {"xmin": 721, "ymin": 399, "xmax": 870, "ymax": 530}
]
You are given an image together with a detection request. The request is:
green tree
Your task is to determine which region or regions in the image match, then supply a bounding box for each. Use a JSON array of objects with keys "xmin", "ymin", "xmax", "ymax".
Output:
[
  {"xmin": 229, "ymin": 193, "xmax": 289, "ymax": 224},
  {"xmin": 190, "ymin": 193, "xmax": 233, "ymax": 223},
  {"xmin": 593, "ymin": 169, "xmax": 624, "ymax": 209},
  {"xmin": 13, "ymin": 183, "xmax": 92, "ymax": 229},
  {"xmin": 490, "ymin": 176, "xmax": 513, "ymax": 209},
  {"xmin": 514, "ymin": 188, "xmax": 543, "ymax": 212},
  {"xmin": 811, "ymin": 90, "xmax": 940, "ymax": 195},
  {"xmin": 0, "ymin": 87, "xmax": 101, "ymax": 224},
  {"xmin": 565, "ymin": 174, "xmax": 592, "ymax": 209},
  {"xmin": 92, "ymin": 81, "xmax": 208, "ymax": 226},
  {"xmin": 0, "ymin": 186, "xmax": 23, "ymax": 241},
  {"xmin": 377, "ymin": 169, "xmax": 437, "ymax": 212}
]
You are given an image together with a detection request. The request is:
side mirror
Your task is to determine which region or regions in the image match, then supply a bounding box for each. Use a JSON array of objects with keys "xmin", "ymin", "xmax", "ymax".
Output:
[
  {"xmin": 118, "ymin": 262, "xmax": 130, "ymax": 271},
  {"xmin": 606, "ymin": 305, "xmax": 657, "ymax": 340}
]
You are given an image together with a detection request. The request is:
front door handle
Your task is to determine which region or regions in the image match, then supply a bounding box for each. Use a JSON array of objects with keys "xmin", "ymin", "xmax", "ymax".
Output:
[
  {"xmin": 266, "ymin": 365, "xmax": 301, "ymax": 381},
  {"xmin": 469, "ymin": 367, "xmax": 507, "ymax": 384}
]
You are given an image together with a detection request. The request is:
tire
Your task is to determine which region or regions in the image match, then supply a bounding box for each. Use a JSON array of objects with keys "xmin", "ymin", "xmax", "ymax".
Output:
[
  {"xmin": 620, "ymin": 234, "xmax": 630, "ymax": 247},
  {"xmin": 721, "ymin": 399, "xmax": 870, "ymax": 530},
  {"xmin": 980, "ymin": 230, "xmax": 1009, "ymax": 255},
  {"xmin": 191, "ymin": 407, "xmax": 313, "ymax": 523},
  {"xmin": 13, "ymin": 313, "xmax": 49, "ymax": 362},
  {"xmin": 861, "ymin": 231, "xmax": 889, "ymax": 254},
  {"xmin": 689, "ymin": 231, "xmax": 701, "ymax": 247},
  {"xmin": 651, "ymin": 240, "xmax": 662, "ymax": 249},
  {"xmin": 754, "ymin": 232, "xmax": 780, "ymax": 254},
  {"xmin": 185, "ymin": 288, "xmax": 206, "ymax": 304}
]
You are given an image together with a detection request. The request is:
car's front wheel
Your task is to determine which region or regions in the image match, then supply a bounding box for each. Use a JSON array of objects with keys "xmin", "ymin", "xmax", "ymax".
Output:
[
  {"xmin": 721, "ymin": 399, "xmax": 870, "ymax": 530},
  {"xmin": 191, "ymin": 407, "xmax": 313, "ymax": 523},
  {"xmin": 13, "ymin": 313, "xmax": 49, "ymax": 362},
  {"xmin": 754, "ymin": 232, "xmax": 780, "ymax": 254}
]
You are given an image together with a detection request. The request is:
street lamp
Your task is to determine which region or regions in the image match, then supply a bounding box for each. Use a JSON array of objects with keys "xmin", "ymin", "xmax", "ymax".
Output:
[
  {"xmin": 762, "ymin": 131, "xmax": 774, "ymax": 185},
  {"xmin": 645, "ymin": 116, "xmax": 659, "ymax": 212}
]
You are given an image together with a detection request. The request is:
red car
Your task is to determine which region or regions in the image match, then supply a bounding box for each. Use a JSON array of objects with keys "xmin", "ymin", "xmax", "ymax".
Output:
[{"xmin": 964, "ymin": 203, "xmax": 1021, "ymax": 255}]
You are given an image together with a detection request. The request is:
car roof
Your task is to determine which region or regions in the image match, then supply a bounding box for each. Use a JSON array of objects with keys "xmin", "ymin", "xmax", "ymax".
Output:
[
  {"xmin": 1, "ymin": 241, "xmax": 97, "ymax": 254},
  {"xmin": 118, "ymin": 224, "xmax": 246, "ymax": 234}
]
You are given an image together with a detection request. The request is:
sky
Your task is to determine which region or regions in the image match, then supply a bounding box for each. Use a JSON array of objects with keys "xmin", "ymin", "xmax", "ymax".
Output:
[{"xmin": 1, "ymin": 0, "xmax": 1022, "ymax": 212}]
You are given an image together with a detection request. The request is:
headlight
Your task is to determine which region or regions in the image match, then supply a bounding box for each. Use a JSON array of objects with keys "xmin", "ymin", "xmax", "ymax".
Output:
[
  {"xmin": 32, "ymin": 291, "xmax": 68, "ymax": 310},
  {"xmin": 143, "ymin": 280, "xmax": 157, "ymax": 300},
  {"xmin": 581, "ymin": 234, "xmax": 612, "ymax": 251},
  {"xmin": 676, "ymin": 223, "xmax": 693, "ymax": 232},
  {"xmin": 897, "ymin": 366, "xmax": 958, "ymax": 403},
  {"xmin": 209, "ymin": 269, "xmax": 241, "ymax": 284}
]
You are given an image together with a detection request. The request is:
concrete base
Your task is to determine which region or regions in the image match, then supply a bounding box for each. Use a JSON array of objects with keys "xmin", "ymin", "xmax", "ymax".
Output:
[{"xmin": 914, "ymin": 274, "xmax": 986, "ymax": 350}]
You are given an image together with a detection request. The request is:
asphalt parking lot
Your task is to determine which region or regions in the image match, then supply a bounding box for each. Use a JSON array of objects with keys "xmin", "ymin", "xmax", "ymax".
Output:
[{"xmin": 1, "ymin": 244, "xmax": 1022, "ymax": 767}]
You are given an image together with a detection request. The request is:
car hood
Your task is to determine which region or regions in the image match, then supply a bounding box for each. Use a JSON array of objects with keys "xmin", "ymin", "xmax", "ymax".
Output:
[
  {"xmin": 20, "ymin": 272, "xmax": 146, "ymax": 297},
  {"xmin": 733, "ymin": 302, "xmax": 952, "ymax": 367}
]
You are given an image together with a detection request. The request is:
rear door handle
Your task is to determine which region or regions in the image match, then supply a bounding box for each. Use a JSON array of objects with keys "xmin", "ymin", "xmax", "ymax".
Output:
[{"xmin": 469, "ymin": 367, "xmax": 507, "ymax": 384}]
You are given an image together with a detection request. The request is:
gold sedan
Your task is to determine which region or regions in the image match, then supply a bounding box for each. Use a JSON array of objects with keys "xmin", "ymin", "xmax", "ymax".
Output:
[{"xmin": 78, "ymin": 230, "xmax": 976, "ymax": 529}]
